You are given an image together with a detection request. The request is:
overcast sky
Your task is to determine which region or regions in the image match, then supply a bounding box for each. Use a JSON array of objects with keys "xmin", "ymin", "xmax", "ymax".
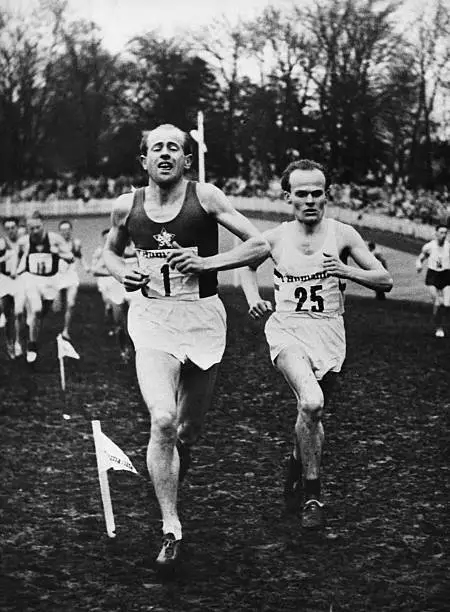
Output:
[{"xmin": 1, "ymin": 0, "xmax": 426, "ymax": 53}]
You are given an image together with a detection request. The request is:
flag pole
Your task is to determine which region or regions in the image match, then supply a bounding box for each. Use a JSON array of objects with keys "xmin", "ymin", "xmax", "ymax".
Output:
[
  {"xmin": 198, "ymin": 110, "xmax": 205, "ymax": 183},
  {"xmin": 59, "ymin": 355, "xmax": 66, "ymax": 392},
  {"xmin": 92, "ymin": 420, "xmax": 116, "ymax": 538}
]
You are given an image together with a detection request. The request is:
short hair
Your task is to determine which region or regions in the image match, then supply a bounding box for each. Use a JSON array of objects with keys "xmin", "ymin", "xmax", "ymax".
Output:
[
  {"xmin": 280, "ymin": 160, "xmax": 328, "ymax": 193},
  {"xmin": 139, "ymin": 124, "xmax": 193, "ymax": 157},
  {"xmin": 59, "ymin": 219, "xmax": 73, "ymax": 229},
  {"xmin": 29, "ymin": 211, "xmax": 43, "ymax": 221},
  {"xmin": 3, "ymin": 216, "xmax": 18, "ymax": 226},
  {"xmin": 101, "ymin": 228, "xmax": 109, "ymax": 237},
  {"xmin": 436, "ymin": 223, "xmax": 448, "ymax": 232},
  {"xmin": 368, "ymin": 241, "xmax": 376, "ymax": 250}
]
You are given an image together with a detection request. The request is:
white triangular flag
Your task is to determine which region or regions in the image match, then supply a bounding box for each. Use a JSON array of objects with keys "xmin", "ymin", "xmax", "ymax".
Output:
[
  {"xmin": 96, "ymin": 430, "xmax": 138, "ymax": 474},
  {"xmin": 57, "ymin": 334, "xmax": 80, "ymax": 360}
]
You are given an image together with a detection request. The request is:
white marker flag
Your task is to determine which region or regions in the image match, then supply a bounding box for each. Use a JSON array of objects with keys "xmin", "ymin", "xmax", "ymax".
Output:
[
  {"xmin": 95, "ymin": 428, "xmax": 138, "ymax": 474},
  {"xmin": 91, "ymin": 420, "xmax": 138, "ymax": 538},
  {"xmin": 57, "ymin": 334, "xmax": 80, "ymax": 392},
  {"xmin": 57, "ymin": 334, "xmax": 80, "ymax": 360}
]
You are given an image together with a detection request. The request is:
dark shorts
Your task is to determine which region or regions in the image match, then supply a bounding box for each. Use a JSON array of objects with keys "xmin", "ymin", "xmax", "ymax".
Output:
[{"xmin": 425, "ymin": 269, "xmax": 450, "ymax": 290}]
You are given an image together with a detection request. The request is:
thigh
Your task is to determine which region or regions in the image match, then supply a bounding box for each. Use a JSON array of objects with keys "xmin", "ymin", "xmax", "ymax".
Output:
[
  {"xmin": 427, "ymin": 285, "xmax": 440, "ymax": 303},
  {"xmin": 275, "ymin": 344, "xmax": 323, "ymax": 406},
  {"xmin": 177, "ymin": 362, "xmax": 219, "ymax": 427},
  {"xmin": 135, "ymin": 348, "xmax": 181, "ymax": 420},
  {"xmin": 442, "ymin": 284, "xmax": 450, "ymax": 307},
  {"xmin": 25, "ymin": 277, "xmax": 42, "ymax": 313}
]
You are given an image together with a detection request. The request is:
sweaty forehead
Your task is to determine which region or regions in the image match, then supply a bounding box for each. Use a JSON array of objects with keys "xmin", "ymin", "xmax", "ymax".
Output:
[
  {"xmin": 146, "ymin": 127, "xmax": 185, "ymax": 149},
  {"xmin": 290, "ymin": 169, "xmax": 325, "ymax": 190}
]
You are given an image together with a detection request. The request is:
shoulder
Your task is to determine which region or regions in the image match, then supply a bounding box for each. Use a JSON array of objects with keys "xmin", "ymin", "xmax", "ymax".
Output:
[
  {"xmin": 195, "ymin": 182, "xmax": 231, "ymax": 213},
  {"xmin": 111, "ymin": 192, "xmax": 135, "ymax": 226},
  {"xmin": 0, "ymin": 236, "xmax": 6, "ymax": 248},
  {"xmin": 264, "ymin": 223, "xmax": 287, "ymax": 249},
  {"xmin": 332, "ymin": 219, "xmax": 362, "ymax": 242},
  {"xmin": 330, "ymin": 219, "xmax": 366, "ymax": 254},
  {"xmin": 422, "ymin": 240, "xmax": 433, "ymax": 252},
  {"xmin": 48, "ymin": 231, "xmax": 62, "ymax": 243}
]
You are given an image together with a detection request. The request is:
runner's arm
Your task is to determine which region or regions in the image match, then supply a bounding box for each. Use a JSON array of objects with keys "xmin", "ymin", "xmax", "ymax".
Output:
[
  {"xmin": 51, "ymin": 233, "xmax": 75, "ymax": 263},
  {"xmin": 323, "ymin": 224, "xmax": 393, "ymax": 293},
  {"xmin": 166, "ymin": 183, "xmax": 270, "ymax": 273},
  {"xmin": 103, "ymin": 194, "xmax": 149, "ymax": 290},
  {"xmin": 15, "ymin": 238, "xmax": 29, "ymax": 275},
  {"xmin": 416, "ymin": 244, "xmax": 429, "ymax": 273},
  {"xmin": 240, "ymin": 228, "xmax": 279, "ymax": 319}
]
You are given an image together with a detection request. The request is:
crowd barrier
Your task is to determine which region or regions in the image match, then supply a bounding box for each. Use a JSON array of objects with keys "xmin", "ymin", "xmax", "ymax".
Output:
[{"xmin": 0, "ymin": 196, "xmax": 436, "ymax": 241}]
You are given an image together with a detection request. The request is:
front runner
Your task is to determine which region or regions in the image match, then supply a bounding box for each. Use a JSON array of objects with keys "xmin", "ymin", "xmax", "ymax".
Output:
[
  {"xmin": 240, "ymin": 159, "xmax": 393, "ymax": 529},
  {"xmin": 416, "ymin": 224, "xmax": 450, "ymax": 338},
  {"xmin": 103, "ymin": 123, "xmax": 269, "ymax": 569},
  {"xmin": 16, "ymin": 211, "xmax": 74, "ymax": 363}
]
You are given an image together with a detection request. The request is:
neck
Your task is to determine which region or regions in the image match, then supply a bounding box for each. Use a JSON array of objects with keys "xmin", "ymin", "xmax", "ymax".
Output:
[{"xmin": 147, "ymin": 178, "xmax": 186, "ymax": 205}]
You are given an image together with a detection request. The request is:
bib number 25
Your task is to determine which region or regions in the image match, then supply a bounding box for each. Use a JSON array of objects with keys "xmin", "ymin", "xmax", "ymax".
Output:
[{"xmin": 294, "ymin": 284, "xmax": 324, "ymax": 312}]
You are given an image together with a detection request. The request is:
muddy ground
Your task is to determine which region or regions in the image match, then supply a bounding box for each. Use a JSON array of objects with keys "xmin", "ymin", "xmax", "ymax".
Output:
[{"xmin": 1, "ymin": 285, "xmax": 449, "ymax": 612}]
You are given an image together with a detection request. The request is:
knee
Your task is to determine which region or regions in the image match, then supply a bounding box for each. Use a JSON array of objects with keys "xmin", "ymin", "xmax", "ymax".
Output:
[
  {"xmin": 150, "ymin": 409, "xmax": 178, "ymax": 444},
  {"xmin": 298, "ymin": 392, "xmax": 324, "ymax": 425}
]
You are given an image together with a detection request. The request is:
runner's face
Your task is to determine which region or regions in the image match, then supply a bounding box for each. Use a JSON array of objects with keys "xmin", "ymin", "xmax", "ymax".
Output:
[
  {"xmin": 4, "ymin": 222, "xmax": 18, "ymax": 241},
  {"xmin": 436, "ymin": 227, "xmax": 447, "ymax": 243},
  {"xmin": 142, "ymin": 127, "xmax": 191, "ymax": 186},
  {"xmin": 28, "ymin": 219, "xmax": 44, "ymax": 238},
  {"xmin": 59, "ymin": 224, "xmax": 72, "ymax": 240},
  {"xmin": 286, "ymin": 169, "xmax": 327, "ymax": 226}
]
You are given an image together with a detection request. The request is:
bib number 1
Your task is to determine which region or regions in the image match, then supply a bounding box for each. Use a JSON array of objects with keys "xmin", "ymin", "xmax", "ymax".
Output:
[{"xmin": 294, "ymin": 284, "xmax": 324, "ymax": 312}]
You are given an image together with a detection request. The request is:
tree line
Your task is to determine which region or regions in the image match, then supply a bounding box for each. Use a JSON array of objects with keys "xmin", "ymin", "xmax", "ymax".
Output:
[{"xmin": 0, "ymin": 0, "xmax": 449, "ymax": 190}]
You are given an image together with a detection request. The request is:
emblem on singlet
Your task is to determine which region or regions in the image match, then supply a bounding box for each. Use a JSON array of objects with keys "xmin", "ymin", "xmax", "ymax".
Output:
[{"xmin": 153, "ymin": 228, "xmax": 175, "ymax": 249}]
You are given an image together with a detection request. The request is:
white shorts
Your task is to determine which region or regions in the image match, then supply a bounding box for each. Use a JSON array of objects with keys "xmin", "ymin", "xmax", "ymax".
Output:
[
  {"xmin": 0, "ymin": 274, "xmax": 15, "ymax": 298},
  {"xmin": 58, "ymin": 270, "xmax": 80, "ymax": 290},
  {"xmin": 127, "ymin": 293, "xmax": 227, "ymax": 370},
  {"xmin": 265, "ymin": 312, "xmax": 346, "ymax": 381},
  {"xmin": 97, "ymin": 276, "xmax": 127, "ymax": 305},
  {"xmin": 22, "ymin": 271, "xmax": 60, "ymax": 302}
]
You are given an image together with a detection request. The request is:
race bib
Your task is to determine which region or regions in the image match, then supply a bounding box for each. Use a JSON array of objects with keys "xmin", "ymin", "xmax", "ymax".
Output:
[
  {"xmin": 28, "ymin": 253, "xmax": 55, "ymax": 276},
  {"xmin": 136, "ymin": 247, "xmax": 200, "ymax": 299}
]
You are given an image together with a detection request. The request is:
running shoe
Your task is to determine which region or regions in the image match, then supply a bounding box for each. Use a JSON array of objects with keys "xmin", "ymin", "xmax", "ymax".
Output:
[
  {"xmin": 176, "ymin": 439, "xmax": 191, "ymax": 483},
  {"xmin": 301, "ymin": 499, "xmax": 324, "ymax": 530},
  {"xmin": 26, "ymin": 342, "xmax": 38, "ymax": 364},
  {"xmin": 435, "ymin": 328, "xmax": 445, "ymax": 338},
  {"xmin": 155, "ymin": 533, "xmax": 182, "ymax": 568}
]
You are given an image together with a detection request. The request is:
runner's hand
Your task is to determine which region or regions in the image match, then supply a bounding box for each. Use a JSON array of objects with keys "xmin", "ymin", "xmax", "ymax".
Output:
[
  {"xmin": 166, "ymin": 241, "xmax": 206, "ymax": 274},
  {"xmin": 322, "ymin": 252, "xmax": 347, "ymax": 278},
  {"xmin": 248, "ymin": 300, "xmax": 273, "ymax": 320},
  {"xmin": 123, "ymin": 268, "xmax": 149, "ymax": 292}
]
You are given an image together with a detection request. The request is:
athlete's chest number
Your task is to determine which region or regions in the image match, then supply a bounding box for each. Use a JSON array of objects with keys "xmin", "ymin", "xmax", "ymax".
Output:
[
  {"xmin": 294, "ymin": 284, "xmax": 324, "ymax": 312},
  {"xmin": 160, "ymin": 264, "xmax": 171, "ymax": 296}
]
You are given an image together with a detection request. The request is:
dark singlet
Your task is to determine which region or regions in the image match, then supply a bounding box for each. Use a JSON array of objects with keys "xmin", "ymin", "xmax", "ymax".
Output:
[
  {"xmin": 125, "ymin": 182, "xmax": 218, "ymax": 298},
  {"xmin": 26, "ymin": 233, "xmax": 59, "ymax": 276},
  {"xmin": 0, "ymin": 243, "xmax": 7, "ymax": 275}
]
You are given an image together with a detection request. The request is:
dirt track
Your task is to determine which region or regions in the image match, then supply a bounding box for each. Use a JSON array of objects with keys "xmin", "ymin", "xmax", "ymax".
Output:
[{"xmin": 1, "ymin": 288, "xmax": 449, "ymax": 612}]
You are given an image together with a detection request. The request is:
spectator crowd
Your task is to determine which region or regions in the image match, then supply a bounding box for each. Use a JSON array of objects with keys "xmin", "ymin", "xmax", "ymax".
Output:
[{"xmin": 1, "ymin": 175, "xmax": 449, "ymax": 227}]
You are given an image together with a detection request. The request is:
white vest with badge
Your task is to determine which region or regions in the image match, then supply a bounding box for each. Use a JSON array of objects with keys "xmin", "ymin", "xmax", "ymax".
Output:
[{"xmin": 273, "ymin": 219, "xmax": 345, "ymax": 317}]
